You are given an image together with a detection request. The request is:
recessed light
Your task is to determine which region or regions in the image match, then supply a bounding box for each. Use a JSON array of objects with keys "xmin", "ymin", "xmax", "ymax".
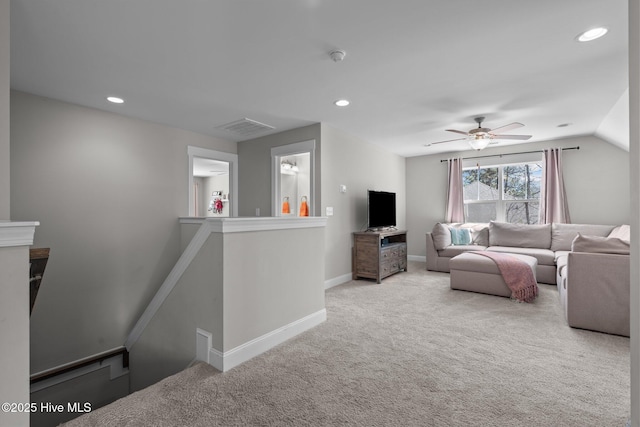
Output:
[
  {"xmin": 334, "ymin": 99, "xmax": 350, "ymax": 107},
  {"xmin": 577, "ymin": 27, "xmax": 608, "ymax": 42},
  {"xmin": 107, "ymin": 96, "xmax": 124, "ymax": 104}
]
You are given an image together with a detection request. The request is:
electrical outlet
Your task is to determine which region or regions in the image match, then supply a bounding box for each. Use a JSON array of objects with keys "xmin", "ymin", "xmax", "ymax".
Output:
[
  {"xmin": 326, "ymin": 207, "xmax": 334, "ymax": 216},
  {"xmin": 255, "ymin": 208, "xmax": 260, "ymax": 216}
]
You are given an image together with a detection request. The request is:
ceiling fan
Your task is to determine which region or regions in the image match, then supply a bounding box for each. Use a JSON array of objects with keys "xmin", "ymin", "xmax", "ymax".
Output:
[{"xmin": 428, "ymin": 116, "xmax": 532, "ymax": 150}]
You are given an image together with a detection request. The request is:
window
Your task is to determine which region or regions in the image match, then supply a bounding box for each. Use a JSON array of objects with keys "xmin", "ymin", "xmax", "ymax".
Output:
[{"xmin": 462, "ymin": 161, "xmax": 542, "ymax": 224}]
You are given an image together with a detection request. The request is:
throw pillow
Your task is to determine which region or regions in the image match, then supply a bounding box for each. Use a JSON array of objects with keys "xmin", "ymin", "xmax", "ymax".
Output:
[
  {"xmin": 608, "ymin": 224, "xmax": 630, "ymax": 242},
  {"xmin": 450, "ymin": 228, "xmax": 472, "ymax": 246},
  {"xmin": 432, "ymin": 223, "xmax": 451, "ymax": 250},
  {"xmin": 571, "ymin": 233, "xmax": 630, "ymax": 255}
]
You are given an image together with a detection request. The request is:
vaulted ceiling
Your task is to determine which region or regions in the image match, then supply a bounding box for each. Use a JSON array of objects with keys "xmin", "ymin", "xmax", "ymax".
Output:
[{"xmin": 9, "ymin": 0, "xmax": 629, "ymax": 157}]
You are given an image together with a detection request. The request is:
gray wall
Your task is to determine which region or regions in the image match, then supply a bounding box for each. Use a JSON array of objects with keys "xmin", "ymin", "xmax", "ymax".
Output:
[
  {"xmin": 130, "ymin": 231, "xmax": 224, "ymax": 391},
  {"xmin": 238, "ymin": 123, "xmax": 406, "ymax": 284},
  {"xmin": 130, "ymin": 223, "xmax": 325, "ymax": 391},
  {"xmin": 320, "ymin": 124, "xmax": 406, "ymax": 282},
  {"xmin": 10, "ymin": 91, "xmax": 236, "ymax": 373},
  {"xmin": 0, "ymin": 4, "xmax": 29, "ymax": 426},
  {"xmin": 237, "ymin": 124, "xmax": 322, "ymax": 217},
  {"xmin": 406, "ymin": 135, "xmax": 630, "ymax": 257},
  {"xmin": 223, "ymin": 226, "xmax": 325, "ymax": 349},
  {"xmin": 1, "ymin": 0, "xmax": 9, "ymax": 219}
]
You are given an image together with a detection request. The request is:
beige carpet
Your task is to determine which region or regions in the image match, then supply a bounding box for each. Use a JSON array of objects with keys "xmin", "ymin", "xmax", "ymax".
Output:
[{"xmin": 64, "ymin": 261, "xmax": 630, "ymax": 426}]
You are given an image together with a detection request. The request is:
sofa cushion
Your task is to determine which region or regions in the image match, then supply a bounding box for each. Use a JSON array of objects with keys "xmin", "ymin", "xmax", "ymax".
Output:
[
  {"xmin": 432, "ymin": 223, "xmax": 451, "ymax": 250},
  {"xmin": 450, "ymin": 228, "xmax": 472, "ymax": 245},
  {"xmin": 551, "ymin": 223, "xmax": 616, "ymax": 251},
  {"xmin": 487, "ymin": 246, "xmax": 556, "ymax": 266},
  {"xmin": 571, "ymin": 234, "xmax": 630, "ymax": 255},
  {"xmin": 489, "ymin": 221, "xmax": 552, "ymax": 249},
  {"xmin": 608, "ymin": 224, "xmax": 630, "ymax": 242},
  {"xmin": 438, "ymin": 245, "xmax": 487, "ymax": 258},
  {"xmin": 471, "ymin": 226, "xmax": 490, "ymax": 247}
]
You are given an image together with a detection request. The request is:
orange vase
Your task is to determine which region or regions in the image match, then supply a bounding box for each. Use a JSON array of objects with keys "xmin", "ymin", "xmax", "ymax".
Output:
[
  {"xmin": 299, "ymin": 196, "xmax": 309, "ymax": 217},
  {"xmin": 282, "ymin": 197, "xmax": 290, "ymax": 214}
]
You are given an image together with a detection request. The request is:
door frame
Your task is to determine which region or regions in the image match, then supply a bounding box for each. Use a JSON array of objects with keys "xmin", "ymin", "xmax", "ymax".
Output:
[
  {"xmin": 271, "ymin": 140, "xmax": 316, "ymax": 217},
  {"xmin": 188, "ymin": 146, "xmax": 238, "ymax": 217}
]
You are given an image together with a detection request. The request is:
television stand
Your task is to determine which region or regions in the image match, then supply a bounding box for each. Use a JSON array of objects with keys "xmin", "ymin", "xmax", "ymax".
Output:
[{"xmin": 352, "ymin": 230, "xmax": 407, "ymax": 283}]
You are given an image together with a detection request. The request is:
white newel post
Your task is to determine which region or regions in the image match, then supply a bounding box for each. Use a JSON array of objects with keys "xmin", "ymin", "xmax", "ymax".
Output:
[{"xmin": 0, "ymin": 221, "xmax": 39, "ymax": 427}]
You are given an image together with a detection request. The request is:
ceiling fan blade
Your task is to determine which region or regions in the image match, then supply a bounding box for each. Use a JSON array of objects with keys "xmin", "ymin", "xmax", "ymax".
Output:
[
  {"xmin": 445, "ymin": 129, "xmax": 470, "ymax": 136},
  {"xmin": 427, "ymin": 137, "xmax": 467, "ymax": 146},
  {"xmin": 492, "ymin": 134, "xmax": 532, "ymax": 140},
  {"xmin": 489, "ymin": 122, "xmax": 524, "ymax": 134}
]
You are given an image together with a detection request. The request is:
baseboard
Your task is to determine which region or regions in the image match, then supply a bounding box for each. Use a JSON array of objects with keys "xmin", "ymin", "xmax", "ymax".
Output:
[
  {"xmin": 408, "ymin": 255, "xmax": 426, "ymax": 263},
  {"xmin": 207, "ymin": 308, "xmax": 327, "ymax": 372},
  {"xmin": 325, "ymin": 273, "xmax": 352, "ymax": 290}
]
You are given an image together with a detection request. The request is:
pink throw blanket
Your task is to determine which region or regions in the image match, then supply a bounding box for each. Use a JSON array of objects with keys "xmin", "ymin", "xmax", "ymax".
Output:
[{"xmin": 473, "ymin": 251, "xmax": 538, "ymax": 303}]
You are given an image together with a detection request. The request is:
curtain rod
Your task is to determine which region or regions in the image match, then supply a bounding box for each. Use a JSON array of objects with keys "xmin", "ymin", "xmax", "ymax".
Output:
[{"xmin": 439, "ymin": 146, "xmax": 580, "ymax": 162}]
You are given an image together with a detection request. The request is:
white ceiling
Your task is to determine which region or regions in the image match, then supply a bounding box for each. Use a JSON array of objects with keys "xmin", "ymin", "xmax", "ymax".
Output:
[
  {"xmin": 193, "ymin": 158, "xmax": 229, "ymax": 178},
  {"xmin": 9, "ymin": 0, "xmax": 629, "ymax": 157}
]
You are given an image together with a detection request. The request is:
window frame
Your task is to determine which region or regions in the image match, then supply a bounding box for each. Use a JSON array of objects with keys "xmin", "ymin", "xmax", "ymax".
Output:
[{"xmin": 462, "ymin": 154, "xmax": 543, "ymax": 224}]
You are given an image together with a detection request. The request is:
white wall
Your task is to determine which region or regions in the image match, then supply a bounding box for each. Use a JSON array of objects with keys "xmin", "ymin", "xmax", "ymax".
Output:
[
  {"xmin": 320, "ymin": 124, "xmax": 406, "ymax": 283},
  {"xmin": 10, "ymin": 91, "xmax": 236, "ymax": 373},
  {"xmin": 406, "ymin": 135, "xmax": 630, "ymax": 257}
]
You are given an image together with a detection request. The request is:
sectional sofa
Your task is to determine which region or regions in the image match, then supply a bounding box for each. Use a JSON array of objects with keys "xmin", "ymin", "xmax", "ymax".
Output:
[{"xmin": 426, "ymin": 221, "xmax": 630, "ymax": 336}]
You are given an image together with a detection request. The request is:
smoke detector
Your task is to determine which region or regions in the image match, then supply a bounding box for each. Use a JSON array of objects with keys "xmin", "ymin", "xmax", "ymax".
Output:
[{"xmin": 329, "ymin": 49, "xmax": 346, "ymax": 62}]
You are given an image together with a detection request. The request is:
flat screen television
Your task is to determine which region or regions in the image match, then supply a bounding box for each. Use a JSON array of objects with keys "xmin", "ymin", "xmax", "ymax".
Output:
[{"xmin": 367, "ymin": 190, "xmax": 396, "ymax": 230}]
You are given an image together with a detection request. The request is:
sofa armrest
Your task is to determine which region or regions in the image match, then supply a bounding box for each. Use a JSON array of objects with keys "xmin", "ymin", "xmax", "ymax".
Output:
[
  {"xmin": 566, "ymin": 252, "xmax": 630, "ymax": 336},
  {"xmin": 426, "ymin": 232, "xmax": 439, "ymax": 271}
]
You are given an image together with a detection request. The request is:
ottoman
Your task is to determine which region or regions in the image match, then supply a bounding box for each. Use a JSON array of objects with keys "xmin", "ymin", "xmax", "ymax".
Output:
[{"xmin": 449, "ymin": 252, "xmax": 538, "ymax": 298}]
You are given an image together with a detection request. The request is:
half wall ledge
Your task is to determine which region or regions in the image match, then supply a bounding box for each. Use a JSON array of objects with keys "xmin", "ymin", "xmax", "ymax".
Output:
[
  {"xmin": 0, "ymin": 221, "xmax": 39, "ymax": 247},
  {"xmin": 127, "ymin": 216, "xmax": 327, "ymax": 390},
  {"xmin": 179, "ymin": 216, "xmax": 328, "ymax": 232}
]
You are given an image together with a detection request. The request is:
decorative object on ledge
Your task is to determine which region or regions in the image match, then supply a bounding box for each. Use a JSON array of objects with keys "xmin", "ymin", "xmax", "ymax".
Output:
[
  {"xmin": 208, "ymin": 191, "xmax": 225, "ymax": 214},
  {"xmin": 299, "ymin": 196, "xmax": 309, "ymax": 217},
  {"xmin": 29, "ymin": 248, "xmax": 50, "ymax": 315},
  {"xmin": 282, "ymin": 196, "xmax": 290, "ymax": 214}
]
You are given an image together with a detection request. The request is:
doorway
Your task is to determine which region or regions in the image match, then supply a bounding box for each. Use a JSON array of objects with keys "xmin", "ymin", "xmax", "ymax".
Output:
[
  {"xmin": 271, "ymin": 140, "xmax": 315, "ymax": 217},
  {"xmin": 188, "ymin": 146, "xmax": 238, "ymax": 217}
]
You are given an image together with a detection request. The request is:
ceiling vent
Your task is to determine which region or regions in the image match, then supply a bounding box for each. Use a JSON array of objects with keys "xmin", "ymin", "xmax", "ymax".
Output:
[{"xmin": 216, "ymin": 118, "xmax": 275, "ymax": 137}]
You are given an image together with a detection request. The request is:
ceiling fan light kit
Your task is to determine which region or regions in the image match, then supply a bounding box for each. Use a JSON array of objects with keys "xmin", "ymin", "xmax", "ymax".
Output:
[
  {"xmin": 430, "ymin": 116, "xmax": 532, "ymax": 151},
  {"xmin": 468, "ymin": 135, "xmax": 492, "ymax": 150}
]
